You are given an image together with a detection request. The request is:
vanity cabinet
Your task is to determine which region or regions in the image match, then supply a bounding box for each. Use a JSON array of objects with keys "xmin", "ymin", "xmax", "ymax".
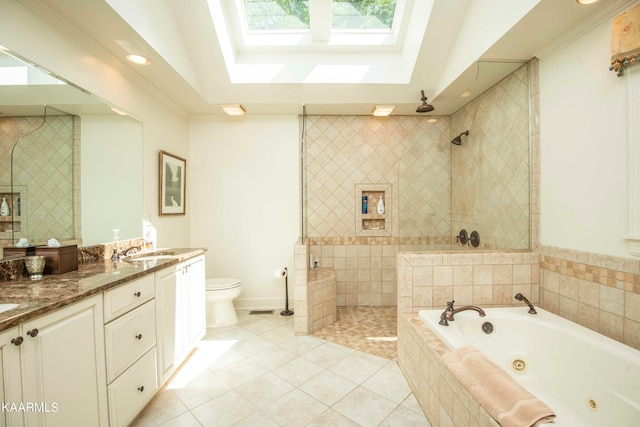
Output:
[
  {"xmin": 103, "ymin": 275, "xmax": 157, "ymax": 427},
  {"xmin": 155, "ymin": 255, "xmax": 205, "ymax": 385},
  {"xmin": 1, "ymin": 294, "xmax": 109, "ymax": 427},
  {"xmin": 0, "ymin": 326, "xmax": 25, "ymax": 427}
]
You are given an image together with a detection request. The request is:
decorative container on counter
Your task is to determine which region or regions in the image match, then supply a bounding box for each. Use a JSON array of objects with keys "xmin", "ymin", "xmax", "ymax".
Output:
[{"xmin": 35, "ymin": 245, "xmax": 79, "ymax": 274}]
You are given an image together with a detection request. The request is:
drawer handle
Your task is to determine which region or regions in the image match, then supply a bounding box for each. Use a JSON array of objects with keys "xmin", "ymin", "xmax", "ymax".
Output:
[
  {"xmin": 135, "ymin": 334, "xmax": 143, "ymax": 340},
  {"xmin": 11, "ymin": 336, "xmax": 23, "ymax": 346},
  {"xmin": 27, "ymin": 328, "xmax": 38, "ymax": 338},
  {"xmin": 137, "ymin": 386, "xmax": 144, "ymax": 392},
  {"xmin": 133, "ymin": 291, "xmax": 141, "ymax": 297}
]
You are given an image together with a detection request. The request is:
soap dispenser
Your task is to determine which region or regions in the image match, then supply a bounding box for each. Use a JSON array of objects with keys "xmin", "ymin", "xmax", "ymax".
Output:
[
  {"xmin": 0, "ymin": 197, "xmax": 9, "ymax": 217},
  {"xmin": 377, "ymin": 195, "xmax": 385, "ymax": 214}
]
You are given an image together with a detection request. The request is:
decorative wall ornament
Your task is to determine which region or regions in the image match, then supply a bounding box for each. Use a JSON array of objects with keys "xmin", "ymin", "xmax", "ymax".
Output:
[{"xmin": 610, "ymin": 4, "xmax": 640, "ymax": 76}]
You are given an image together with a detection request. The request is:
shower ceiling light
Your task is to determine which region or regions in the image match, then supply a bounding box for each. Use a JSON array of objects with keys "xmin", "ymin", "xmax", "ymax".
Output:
[
  {"xmin": 221, "ymin": 104, "xmax": 246, "ymax": 116},
  {"xmin": 372, "ymin": 105, "xmax": 395, "ymax": 116},
  {"xmin": 126, "ymin": 54, "xmax": 150, "ymax": 65},
  {"xmin": 577, "ymin": 0, "xmax": 599, "ymax": 4}
]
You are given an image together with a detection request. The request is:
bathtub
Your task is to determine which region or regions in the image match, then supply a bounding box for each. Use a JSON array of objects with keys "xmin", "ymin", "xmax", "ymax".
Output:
[{"xmin": 419, "ymin": 307, "xmax": 640, "ymax": 426}]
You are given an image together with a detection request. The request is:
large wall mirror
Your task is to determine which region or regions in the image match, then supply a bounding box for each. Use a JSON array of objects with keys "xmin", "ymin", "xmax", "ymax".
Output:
[{"xmin": 0, "ymin": 49, "xmax": 143, "ymax": 248}]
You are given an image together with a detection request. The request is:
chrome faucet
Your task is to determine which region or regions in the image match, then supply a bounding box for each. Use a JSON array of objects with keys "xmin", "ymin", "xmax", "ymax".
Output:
[
  {"xmin": 514, "ymin": 293, "xmax": 537, "ymax": 314},
  {"xmin": 120, "ymin": 245, "xmax": 142, "ymax": 257},
  {"xmin": 439, "ymin": 300, "xmax": 486, "ymax": 326}
]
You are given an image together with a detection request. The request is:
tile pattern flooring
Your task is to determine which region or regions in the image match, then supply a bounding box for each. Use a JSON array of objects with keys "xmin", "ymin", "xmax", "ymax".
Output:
[
  {"xmin": 131, "ymin": 309, "xmax": 430, "ymax": 426},
  {"xmin": 311, "ymin": 306, "xmax": 398, "ymax": 360}
]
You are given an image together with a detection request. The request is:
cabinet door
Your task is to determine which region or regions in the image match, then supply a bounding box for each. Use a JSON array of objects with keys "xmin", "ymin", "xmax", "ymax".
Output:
[
  {"xmin": 155, "ymin": 264, "xmax": 183, "ymax": 385},
  {"xmin": 21, "ymin": 294, "xmax": 108, "ymax": 427},
  {"xmin": 185, "ymin": 255, "xmax": 206, "ymax": 346},
  {"xmin": 0, "ymin": 327, "xmax": 24, "ymax": 427}
]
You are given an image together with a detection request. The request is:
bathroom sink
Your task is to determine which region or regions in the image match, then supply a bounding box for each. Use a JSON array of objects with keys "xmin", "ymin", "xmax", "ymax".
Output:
[
  {"xmin": 127, "ymin": 255, "xmax": 178, "ymax": 262},
  {"xmin": 124, "ymin": 251, "xmax": 180, "ymax": 263},
  {"xmin": 0, "ymin": 303, "xmax": 19, "ymax": 314}
]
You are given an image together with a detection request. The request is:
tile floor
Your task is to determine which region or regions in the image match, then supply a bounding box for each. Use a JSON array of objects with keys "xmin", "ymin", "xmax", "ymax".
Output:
[{"xmin": 131, "ymin": 309, "xmax": 430, "ymax": 427}]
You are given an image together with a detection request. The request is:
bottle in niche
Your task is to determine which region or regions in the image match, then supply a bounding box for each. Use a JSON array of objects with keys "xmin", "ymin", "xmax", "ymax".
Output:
[
  {"xmin": 362, "ymin": 196, "xmax": 368, "ymax": 214},
  {"xmin": 0, "ymin": 197, "xmax": 9, "ymax": 217},
  {"xmin": 377, "ymin": 195, "xmax": 384, "ymax": 214}
]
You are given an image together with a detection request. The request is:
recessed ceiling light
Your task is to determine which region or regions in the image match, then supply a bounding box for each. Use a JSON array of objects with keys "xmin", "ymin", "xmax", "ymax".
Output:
[
  {"xmin": 460, "ymin": 91, "xmax": 472, "ymax": 98},
  {"xmin": 372, "ymin": 105, "xmax": 395, "ymax": 116},
  {"xmin": 221, "ymin": 104, "xmax": 246, "ymax": 116},
  {"xmin": 427, "ymin": 118, "xmax": 438, "ymax": 123},
  {"xmin": 126, "ymin": 54, "xmax": 150, "ymax": 65},
  {"xmin": 109, "ymin": 106, "xmax": 128, "ymax": 116},
  {"xmin": 576, "ymin": 0, "xmax": 599, "ymax": 4}
]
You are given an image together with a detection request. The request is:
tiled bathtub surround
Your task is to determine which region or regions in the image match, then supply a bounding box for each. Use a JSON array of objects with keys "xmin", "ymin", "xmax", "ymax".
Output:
[
  {"xmin": 397, "ymin": 250, "xmax": 540, "ymax": 316},
  {"xmin": 398, "ymin": 312, "xmax": 498, "ymax": 427},
  {"xmin": 538, "ymin": 245, "xmax": 640, "ymax": 350}
]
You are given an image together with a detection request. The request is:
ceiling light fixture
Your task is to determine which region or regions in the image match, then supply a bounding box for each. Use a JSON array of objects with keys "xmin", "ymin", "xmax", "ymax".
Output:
[
  {"xmin": 109, "ymin": 106, "xmax": 128, "ymax": 116},
  {"xmin": 576, "ymin": 0, "xmax": 599, "ymax": 4},
  {"xmin": 460, "ymin": 91, "xmax": 472, "ymax": 98},
  {"xmin": 427, "ymin": 118, "xmax": 438, "ymax": 123},
  {"xmin": 372, "ymin": 105, "xmax": 395, "ymax": 117},
  {"xmin": 416, "ymin": 90, "xmax": 435, "ymax": 113},
  {"xmin": 126, "ymin": 54, "xmax": 150, "ymax": 65},
  {"xmin": 221, "ymin": 104, "xmax": 246, "ymax": 116}
]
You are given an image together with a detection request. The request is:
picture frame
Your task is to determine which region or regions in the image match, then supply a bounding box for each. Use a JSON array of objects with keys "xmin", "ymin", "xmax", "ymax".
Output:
[{"xmin": 159, "ymin": 150, "xmax": 186, "ymax": 215}]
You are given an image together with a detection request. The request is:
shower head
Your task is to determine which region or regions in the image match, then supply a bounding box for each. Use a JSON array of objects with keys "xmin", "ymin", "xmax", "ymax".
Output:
[
  {"xmin": 416, "ymin": 90, "xmax": 435, "ymax": 113},
  {"xmin": 451, "ymin": 130, "xmax": 469, "ymax": 145}
]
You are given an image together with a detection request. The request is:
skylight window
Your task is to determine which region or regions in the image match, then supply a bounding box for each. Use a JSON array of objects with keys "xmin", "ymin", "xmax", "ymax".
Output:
[
  {"xmin": 242, "ymin": 0, "xmax": 309, "ymax": 30},
  {"xmin": 240, "ymin": 0, "xmax": 397, "ymax": 35},
  {"xmin": 332, "ymin": 0, "xmax": 396, "ymax": 30}
]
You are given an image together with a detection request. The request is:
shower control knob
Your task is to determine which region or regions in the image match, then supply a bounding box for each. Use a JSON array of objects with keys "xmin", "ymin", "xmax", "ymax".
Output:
[
  {"xmin": 456, "ymin": 229, "xmax": 468, "ymax": 245},
  {"xmin": 469, "ymin": 231, "xmax": 480, "ymax": 247}
]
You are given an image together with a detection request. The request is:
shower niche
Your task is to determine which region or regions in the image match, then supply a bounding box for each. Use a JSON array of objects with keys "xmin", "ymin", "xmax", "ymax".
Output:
[
  {"xmin": 0, "ymin": 187, "xmax": 26, "ymax": 241},
  {"xmin": 356, "ymin": 183, "xmax": 391, "ymax": 236}
]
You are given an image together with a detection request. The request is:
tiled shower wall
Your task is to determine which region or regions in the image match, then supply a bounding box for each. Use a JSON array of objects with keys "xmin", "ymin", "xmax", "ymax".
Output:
[
  {"xmin": 305, "ymin": 116, "xmax": 451, "ymax": 306},
  {"xmin": 305, "ymin": 62, "xmax": 533, "ymax": 307},
  {"xmin": 451, "ymin": 64, "xmax": 531, "ymax": 250},
  {"xmin": 0, "ymin": 115, "xmax": 80, "ymax": 246}
]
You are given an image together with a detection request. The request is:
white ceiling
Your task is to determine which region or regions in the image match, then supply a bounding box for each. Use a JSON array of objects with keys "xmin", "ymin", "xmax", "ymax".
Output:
[{"xmin": 4, "ymin": 0, "xmax": 637, "ymax": 117}]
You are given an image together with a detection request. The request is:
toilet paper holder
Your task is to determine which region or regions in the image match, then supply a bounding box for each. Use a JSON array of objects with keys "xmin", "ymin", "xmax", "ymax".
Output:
[{"xmin": 274, "ymin": 267, "xmax": 293, "ymax": 316}]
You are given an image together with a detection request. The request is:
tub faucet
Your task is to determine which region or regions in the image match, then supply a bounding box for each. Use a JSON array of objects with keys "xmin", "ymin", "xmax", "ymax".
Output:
[
  {"xmin": 439, "ymin": 300, "xmax": 486, "ymax": 326},
  {"xmin": 514, "ymin": 293, "xmax": 537, "ymax": 314}
]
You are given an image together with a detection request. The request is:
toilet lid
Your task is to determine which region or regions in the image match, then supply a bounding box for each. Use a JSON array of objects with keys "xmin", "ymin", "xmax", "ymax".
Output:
[{"xmin": 206, "ymin": 278, "xmax": 241, "ymax": 290}]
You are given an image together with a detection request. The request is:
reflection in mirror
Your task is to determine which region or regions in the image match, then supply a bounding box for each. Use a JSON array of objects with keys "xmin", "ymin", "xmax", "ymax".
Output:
[{"xmin": 0, "ymin": 49, "xmax": 143, "ymax": 249}]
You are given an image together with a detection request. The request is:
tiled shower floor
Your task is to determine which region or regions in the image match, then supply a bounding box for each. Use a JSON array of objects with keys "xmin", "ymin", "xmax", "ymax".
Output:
[
  {"xmin": 311, "ymin": 306, "xmax": 398, "ymax": 360},
  {"xmin": 131, "ymin": 307, "xmax": 429, "ymax": 426}
]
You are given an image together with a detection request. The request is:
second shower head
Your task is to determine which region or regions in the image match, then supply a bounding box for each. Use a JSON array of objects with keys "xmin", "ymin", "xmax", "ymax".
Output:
[{"xmin": 451, "ymin": 130, "xmax": 469, "ymax": 145}]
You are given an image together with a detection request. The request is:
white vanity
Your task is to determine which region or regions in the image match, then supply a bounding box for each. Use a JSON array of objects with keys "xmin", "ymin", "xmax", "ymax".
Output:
[{"xmin": 0, "ymin": 249, "xmax": 206, "ymax": 427}]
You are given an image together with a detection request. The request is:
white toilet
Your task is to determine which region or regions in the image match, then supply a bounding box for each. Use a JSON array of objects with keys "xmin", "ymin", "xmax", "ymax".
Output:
[{"xmin": 205, "ymin": 278, "xmax": 242, "ymax": 328}]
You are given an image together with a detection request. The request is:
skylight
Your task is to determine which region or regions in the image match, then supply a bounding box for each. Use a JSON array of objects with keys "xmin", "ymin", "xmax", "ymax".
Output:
[
  {"xmin": 240, "ymin": 0, "xmax": 398, "ymax": 37},
  {"xmin": 208, "ymin": 0, "xmax": 428, "ymax": 84}
]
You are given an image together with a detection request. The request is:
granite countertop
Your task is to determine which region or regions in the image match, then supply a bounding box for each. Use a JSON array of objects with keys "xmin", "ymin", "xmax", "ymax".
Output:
[{"xmin": 0, "ymin": 248, "xmax": 206, "ymax": 332}]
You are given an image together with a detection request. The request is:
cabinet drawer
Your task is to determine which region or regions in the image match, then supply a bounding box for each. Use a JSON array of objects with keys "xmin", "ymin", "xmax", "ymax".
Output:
[
  {"xmin": 105, "ymin": 300, "xmax": 156, "ymax": 383},
  {"xmin": 104, "ymin": 274, "xmax": 155, "ymax": 322},
  {"xmin": 107, "ymin": 347, "xmax": 158, "ymax": 427}
]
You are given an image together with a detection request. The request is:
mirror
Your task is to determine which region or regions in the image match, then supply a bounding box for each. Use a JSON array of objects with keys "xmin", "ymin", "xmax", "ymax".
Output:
[{"xmin": 0, "ymin": 49, "xmax": 143, "ymax": 248}]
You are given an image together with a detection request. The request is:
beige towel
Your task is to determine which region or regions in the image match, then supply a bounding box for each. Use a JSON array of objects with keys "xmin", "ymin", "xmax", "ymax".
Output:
[{"xmin": 441, "ymin": 346, "xmax": 555, "ymax": 427}]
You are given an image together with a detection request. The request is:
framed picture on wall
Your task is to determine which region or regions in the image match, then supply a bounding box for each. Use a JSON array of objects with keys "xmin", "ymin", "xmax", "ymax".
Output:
[{"xmin": 159, "ymin": 150, "xmax": 186, "ymax": 215}]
